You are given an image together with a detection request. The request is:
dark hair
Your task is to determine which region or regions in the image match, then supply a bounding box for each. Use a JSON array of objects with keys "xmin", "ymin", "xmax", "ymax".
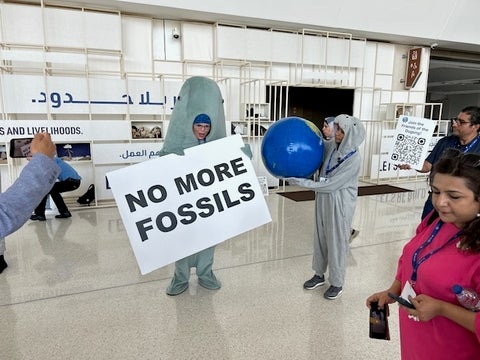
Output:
[
  {"xmin": 429, "ymin": 149, "xmax": 480, "ymax": 252},
  {"xmin": 461, "ymin": 106, "xmax": 480, "ymax": 126}
]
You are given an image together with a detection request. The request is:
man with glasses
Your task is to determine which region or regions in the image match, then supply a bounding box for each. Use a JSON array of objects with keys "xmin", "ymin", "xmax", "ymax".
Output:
[{"xmin": 399, "ymin": 106, "xmax": 480, "ymax": 218}]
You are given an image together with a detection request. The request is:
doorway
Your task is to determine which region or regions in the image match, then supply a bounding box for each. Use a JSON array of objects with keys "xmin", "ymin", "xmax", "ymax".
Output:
[{"xmin": 268, "ymin": 86, "xmax": 354, "ymax": 130}]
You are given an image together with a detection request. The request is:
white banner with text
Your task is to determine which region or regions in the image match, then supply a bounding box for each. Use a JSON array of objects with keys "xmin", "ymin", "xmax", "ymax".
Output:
[
  {"xmin": 1, "ymin": 74, "xmax": 183, "ymax": 114},
  {"xmin": 0, "ymin": 120, "xmax": 130, "ymax": 141}
]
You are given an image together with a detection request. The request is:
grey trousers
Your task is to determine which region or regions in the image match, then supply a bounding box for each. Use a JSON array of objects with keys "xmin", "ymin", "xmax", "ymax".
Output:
[{"xmin": 166, "ymin": 246, "xmax": 220, "ymax": 295}]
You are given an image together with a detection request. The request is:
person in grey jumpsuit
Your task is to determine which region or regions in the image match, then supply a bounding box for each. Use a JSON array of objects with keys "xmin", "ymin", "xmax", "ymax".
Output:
[
  {"xmin": 0, "ymin": 133, "xmax": 60, "ymax": 273},
  {"xmin": 160, "ymin": 76, "xmax": 227, "ymax": 296},
  {"xmin": 323, "ymin": 116, "xmax": 360, "ymax": 242},
  {"xmin": 287, "ymin": 114, "xmax": 365, "ymax": 300}
]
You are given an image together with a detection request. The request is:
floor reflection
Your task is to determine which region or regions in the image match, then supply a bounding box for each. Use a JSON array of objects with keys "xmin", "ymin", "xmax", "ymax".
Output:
[{"xmin": 0, "ymin": 182, "xmax": 427, "ymax": 359}]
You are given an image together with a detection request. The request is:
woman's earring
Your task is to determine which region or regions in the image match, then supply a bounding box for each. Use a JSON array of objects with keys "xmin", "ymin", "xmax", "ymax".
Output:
[{"xmin": 477, "ymin": 213, "xmax": 480, "ymax": 218}]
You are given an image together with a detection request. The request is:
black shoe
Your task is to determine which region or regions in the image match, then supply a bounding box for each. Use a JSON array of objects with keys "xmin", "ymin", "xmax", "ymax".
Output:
[
  {"xmin": 324, "ymin": 285, "xmax": 344, "ymax": 300},
  {"xmin": 55, "ymin": 212, "xmax": 72, "ymax": 219},
  {"xmin": 303, "ymin": 274, "xmax": 325, "ymax": 290},
  {"xmin": 30, "ymin": 214, "xmax": 46, "ymax": 221},
  {"xmin": 0, "ymin": 255, "xmax": 7, "ymax": 274}
]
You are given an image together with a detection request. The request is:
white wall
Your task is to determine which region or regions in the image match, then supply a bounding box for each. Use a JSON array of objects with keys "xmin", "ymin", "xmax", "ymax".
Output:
[
  {"xmin": 0, "ymin": 3, "xmax": 429, "ymax": 200},
  {"xmin": 99, "ymin": 0, "xmax": 480, "ymax": 49}
]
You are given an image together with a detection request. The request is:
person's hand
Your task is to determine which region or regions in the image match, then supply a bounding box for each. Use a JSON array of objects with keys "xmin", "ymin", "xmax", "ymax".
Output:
[
  {"xmin": 283, "ymin": 177, "xmax": 303, "ymax": 185},
  {"xmin": 406, "ymin": 294, "xmax": 442, "ymax": 322},
  {"xmin": 30, "ymin": 132, "xmax": 56, "ymax": 159},
  {"xmin": 366, "ymin": 290, "xmax": 395, "ymax": 309},
  {"xmin": 397, "ymin": 164, "xmax": 411, "ymax": 170}
]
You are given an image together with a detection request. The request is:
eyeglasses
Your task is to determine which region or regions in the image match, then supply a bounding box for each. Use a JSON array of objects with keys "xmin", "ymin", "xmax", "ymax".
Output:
[{"xmin": 451, "ymin": 117, "xmax": 471, "ymax": 126}]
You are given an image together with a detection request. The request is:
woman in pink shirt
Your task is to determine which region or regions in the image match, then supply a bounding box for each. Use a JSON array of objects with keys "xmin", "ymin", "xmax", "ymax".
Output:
[{"xmin": 367, "ymin": 149, "xmax": 480, "ymax": 359}]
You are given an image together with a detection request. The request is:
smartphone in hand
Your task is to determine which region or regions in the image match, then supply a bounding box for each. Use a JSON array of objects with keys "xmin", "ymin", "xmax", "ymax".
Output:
[
  {"xmin": 388, "ymin": 292, "xmax": 415, "ymax": 309},
  {"xmin": 9, "ymin": 138, "xmax": 33, "ymax": 158},
  {"xmin": 369, "ymin": 301, "xmax": 390, "ymax": 340}
]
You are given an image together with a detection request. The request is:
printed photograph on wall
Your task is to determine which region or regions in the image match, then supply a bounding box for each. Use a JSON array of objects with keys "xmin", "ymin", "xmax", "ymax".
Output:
[
  {"xmin": 131, "ymin": 122, "xmax": 162, "ymax": 139},
  {"xmin": 0, "ymin": 145, "xmax": 7, "ymax": 164},
  {"xmin": 56, "ymin": 143, "xmax": 91, "ymax": 161}
]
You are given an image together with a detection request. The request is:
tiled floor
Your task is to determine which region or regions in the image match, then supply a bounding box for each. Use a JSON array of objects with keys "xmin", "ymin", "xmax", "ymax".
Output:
[{"xmin": 0, "ymin": 180, "xmax": 429, "ymax": 359}]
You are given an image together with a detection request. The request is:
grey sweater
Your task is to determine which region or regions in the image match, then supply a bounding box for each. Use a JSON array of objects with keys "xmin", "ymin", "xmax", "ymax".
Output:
[{"xmin": 0, "ymin": 153, "xmax": 60, "ymax": 238}]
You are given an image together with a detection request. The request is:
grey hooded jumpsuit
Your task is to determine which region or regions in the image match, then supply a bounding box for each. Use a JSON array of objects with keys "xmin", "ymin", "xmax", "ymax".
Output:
[
  {"xmin": 289, "ymin": 114, "xmax": 366, "ymax": 288},
  {"xmin": 159, "ymin": 76, "xmax": 227, "ymax": 295}
]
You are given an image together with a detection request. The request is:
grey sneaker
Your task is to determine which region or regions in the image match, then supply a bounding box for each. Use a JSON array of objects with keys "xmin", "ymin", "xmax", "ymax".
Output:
[
  {"xmin": 349, "ymin": 229, "xmax": 359, "ymax": 243},
  {"xmin": 303, "ymin": 274, "xmax": 325, "ymax": 290},
  {"xmin": 324, "ymin": 285, "xmax": 343, "ymax": 300}
]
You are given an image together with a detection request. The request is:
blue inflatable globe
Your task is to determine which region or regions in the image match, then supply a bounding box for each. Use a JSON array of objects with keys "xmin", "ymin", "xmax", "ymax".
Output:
[{"xmin": 261, "ymin": 117, "xmax": 324, "ymax": 178}]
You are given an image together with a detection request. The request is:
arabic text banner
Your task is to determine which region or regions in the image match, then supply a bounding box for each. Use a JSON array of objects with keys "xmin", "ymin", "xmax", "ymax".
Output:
[
  {"xmin": 1, "ymin": 74, "xmax": 182, "ymax": 115},
  {"xmin": 107, "ymin": 135, "xmax": 272, "ymax": 275},
  {"xmin": 91, "ymin": 143, "xmax": 161, "ymax": 164}
]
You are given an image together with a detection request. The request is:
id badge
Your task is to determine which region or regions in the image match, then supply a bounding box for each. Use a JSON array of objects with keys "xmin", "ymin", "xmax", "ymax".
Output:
[{"xmin": 401, "ymin": 281, "xmax": 417, "ymax": 300}]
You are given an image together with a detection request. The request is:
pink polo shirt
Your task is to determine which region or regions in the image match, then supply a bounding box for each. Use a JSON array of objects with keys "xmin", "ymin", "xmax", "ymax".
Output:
[{"xmin": 395, "ymin": 217, "xmax": 480, "ymax": 359}]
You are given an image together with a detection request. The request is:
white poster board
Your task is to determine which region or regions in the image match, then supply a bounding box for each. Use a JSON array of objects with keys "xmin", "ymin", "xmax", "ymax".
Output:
[
  {"xmin": 107, "ymin": 135, "xmax": 272, "ymax": 275},
  {"xmin": 387, "ymin": 116, "xmax": 436, "ymax": 170}
]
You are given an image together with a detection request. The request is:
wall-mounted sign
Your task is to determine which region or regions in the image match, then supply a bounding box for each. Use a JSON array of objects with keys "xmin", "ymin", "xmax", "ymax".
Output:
[
  {"xmin": 0, "ymin": 120, "xmax": 130, "ymax": 142},
  {"xmin": 1, "ymin": 74, "xmax": 183, "ymax": 115},
  {"xmin": 405, "ymin": 47, "xmax": 422, "ymax": 89}
]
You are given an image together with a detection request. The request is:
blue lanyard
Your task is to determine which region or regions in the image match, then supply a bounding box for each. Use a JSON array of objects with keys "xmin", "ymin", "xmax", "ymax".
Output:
[
  {"xmin": 411, "ymin": 221, "xmax": 460, "ymax": 283},
  {"xmin": 457, "ymin": 135, "xmax": 480, "ymax": 153},
  {"xmin": 325, "ymin": 149, "xmax": 356, "ymax": 176}
]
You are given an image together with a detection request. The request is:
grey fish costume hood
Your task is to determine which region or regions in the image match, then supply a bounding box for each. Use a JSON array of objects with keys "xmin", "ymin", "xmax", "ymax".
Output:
[
  {"xmin": 160, "ymin": 76, "xmax": 226, "ymax": 156},
  {"xmin": 333, "ymin": 114, "xmax": 365, "ymax": 157}
]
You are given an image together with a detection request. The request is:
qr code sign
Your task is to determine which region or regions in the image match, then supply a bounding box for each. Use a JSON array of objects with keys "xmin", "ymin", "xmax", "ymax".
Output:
[{"xmin": 390, "ymin": 133, "xmax": 426, "ymax": 164}]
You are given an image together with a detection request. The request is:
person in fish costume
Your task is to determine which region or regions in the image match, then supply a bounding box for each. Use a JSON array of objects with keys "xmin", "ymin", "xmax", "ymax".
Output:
[
  {"xmin": 160, "ymin": 76, "xmax": 227, "ymax": 296},
  {"xmin": 286, "ymin": 114, "xmax": 365, "ymax": 300}
]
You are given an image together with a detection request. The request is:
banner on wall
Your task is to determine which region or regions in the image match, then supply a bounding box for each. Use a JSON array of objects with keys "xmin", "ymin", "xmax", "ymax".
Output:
[
  {"xmin": 0, "ymin": 120, "xmax": 130, "ymax": 142},
  {"xmin": 92, "ymin": 143, "xmax": 162, "ymax": 164},
  {"xmin": 1, "ymin": 74, "xmax": 183, "ymax": 115},
  {"xmin": 107, "ymin": 135, "xmax": 272, "ymax": 275},
  {"xmin": 370, "ymin": 154, "xmax": 417, "ymax": 180}
]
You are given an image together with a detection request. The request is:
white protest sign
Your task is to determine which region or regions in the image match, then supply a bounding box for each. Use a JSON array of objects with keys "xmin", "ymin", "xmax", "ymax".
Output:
[
  {"xmin": 107, "ymin": 135, "xmax": 272, "ymax": 275},
  {"xmin": 388, "ymin": 116, "xmax": 436, "ymax": 170}
]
